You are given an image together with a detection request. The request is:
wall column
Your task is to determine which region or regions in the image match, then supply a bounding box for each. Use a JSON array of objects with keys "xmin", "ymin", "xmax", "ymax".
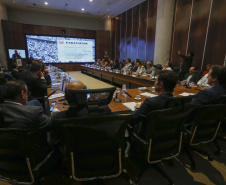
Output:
[
  {"xmin": 0, "ymin": 2, "xmax": 8, "ymax": 68},
  {"xmin": 154, "ymin": 0, "xmax": 175, "ymax": 66}
]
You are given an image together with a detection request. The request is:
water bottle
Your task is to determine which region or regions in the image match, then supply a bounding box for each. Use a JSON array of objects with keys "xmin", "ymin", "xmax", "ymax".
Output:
[{"xmin": 122, "ymin": 84, "xmax": 127, "ymax": 97}]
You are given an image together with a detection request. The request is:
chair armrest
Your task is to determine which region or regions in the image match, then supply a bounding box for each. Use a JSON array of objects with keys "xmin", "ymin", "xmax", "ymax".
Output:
[{"xmin": 132, "ymin": 132, "xmax": 148, "ymax": 145}]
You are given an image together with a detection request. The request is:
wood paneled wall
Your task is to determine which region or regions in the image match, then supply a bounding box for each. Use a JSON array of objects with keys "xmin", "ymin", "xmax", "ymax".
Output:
[
  {"xmin": 1, "ymin": 20, "xmax": 110, "ymax": 71},
  {"xmin": 111, "ymin": 0, "xmax": 158, "ymax": 63},
  {"xmin": 171, "ymin": 0, "xmax": 226, "ymax": 70}
]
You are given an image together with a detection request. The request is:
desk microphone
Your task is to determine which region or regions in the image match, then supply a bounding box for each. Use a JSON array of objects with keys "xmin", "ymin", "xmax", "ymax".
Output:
[
  {"xmin": 124, "ymin": 91, "xmax": 132, "ymax": 98},
  {"xmin": 114, "ymin": 92, "xmax": 121, "ymax": 103},
  {"xmin": 47, "ymin": 90, "xmax": 57, "ymax": 98}
]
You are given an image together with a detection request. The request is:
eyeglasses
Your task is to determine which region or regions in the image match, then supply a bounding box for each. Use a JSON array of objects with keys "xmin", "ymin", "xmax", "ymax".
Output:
[{"xmin": 24, "ymin": 90, "xmax": 31, "ymax": 97}]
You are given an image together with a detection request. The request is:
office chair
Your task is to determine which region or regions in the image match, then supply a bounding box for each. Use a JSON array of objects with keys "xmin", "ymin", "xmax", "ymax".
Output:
[
  {"xmin": 67, "ymin": 87, "xmax": 116, "ymax": 115},
  {"xmin": 129, "ymin": 105, "xmax": 195, "ymax": 184},
  {"xmin": 0, "ymin": 128, "xmax": 61, "ymax": 185},
  {"xmin": 53, "ymin": 114, "xmax": 134, "ymax": 184},
  {"xmin": 215, "ymin": 95, "xmax": 226, "ymax": 140},
  {"xmin": 184, "ymin": 104, "xmax": 226, "ymax": 170},
  {"xmin": 165, "ymin": 95, "xmax": 197, "ymax": 108}
]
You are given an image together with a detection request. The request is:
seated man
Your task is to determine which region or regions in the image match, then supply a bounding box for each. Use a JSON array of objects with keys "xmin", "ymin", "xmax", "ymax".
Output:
[
  {"xmin": 11, "ymin": 62, "xmax": 21, "ymax": 79},
  {"xmin": 0, "ymin": 80, "xmax": 54, "ymax": 162},
  {"xmin": 162, "ymin": 61, "xmax": 173, "ymax": 71},
  {"xmin": 19, "ymin": 59, "xmax": 47, "ymax": 98},
  {"xmin": 122, "ymin": 58, "xmax": 133, "ymax": 71},
  {"xmin": 131, "ymin": 71, "xmax": 178, "ymax": 138},
  {"xmin": 131, "ymin": 59, "xmax": 138, "ymax": 72},
  {"xmin": 146, "ymin": 61, "xmax": 155, "ymax": 75},
  {"xmin": 191, "ymin": 65, "xmax": 226, "ymax": 105},
  {"xmin": 183, "ymin": 67, "xmax": 201, "ymax": 84},
  {"xmin": 133, "ymin": 60, "xmax": 146, "ymax": 75},
  {"xmin": 52, "ymin": 81, "xmax": 112, "ymax": 121}
]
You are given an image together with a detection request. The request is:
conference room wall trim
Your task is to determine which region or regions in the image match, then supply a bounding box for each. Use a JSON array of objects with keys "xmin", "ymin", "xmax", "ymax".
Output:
[
  {"xmin": 111, "ymin": 0, "xmax": 158, "ymax": 63},
  {"xmin": 170, "ymin": 0, "xmax": 226, "ymax": 70},
  {"xmin": 1, "ymin": 20, "xmax": 110, "ymax": 71}
]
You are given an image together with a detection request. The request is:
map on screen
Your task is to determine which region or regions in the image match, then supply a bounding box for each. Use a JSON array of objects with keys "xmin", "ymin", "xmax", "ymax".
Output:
[{"xmin": 26, "ymin": 35, "xmax": 95, "ymax": 63}]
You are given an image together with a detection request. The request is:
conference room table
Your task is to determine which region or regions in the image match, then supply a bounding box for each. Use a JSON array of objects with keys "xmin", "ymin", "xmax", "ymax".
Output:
[
  {"xmin": 81, "ymin": 65, "xmax": 156, "ymax": 88},
  {"xmin": 47, "ymin": 69, "xmax": 204, "ymax": 113}
]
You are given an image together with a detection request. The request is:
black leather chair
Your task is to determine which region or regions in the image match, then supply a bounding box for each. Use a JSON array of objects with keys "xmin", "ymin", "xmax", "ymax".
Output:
[
  {"xmin": 53, "ymin": 114, "xmax": 134, "ymax": 184},
  {"xmin": 216, "ymin": 95, "xmax": 226, "ymax": 140},
  {"xmin": 184, "ymin": 104, "xmax": 226, "ymax": 170},
  {"xmin": 0, "ymin": 128, "xmax": 61, "ymax": 185},
  {"xmin": 129, "ymin": 105, "xmax": 195, "ymax": 184},
  {"xmin": 165, "ymin": 95, "xmax": 197, "ymax": 108}
]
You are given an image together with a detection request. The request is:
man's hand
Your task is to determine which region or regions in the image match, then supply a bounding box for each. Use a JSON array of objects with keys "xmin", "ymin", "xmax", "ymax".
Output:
[
  {"xmin": 134, "ymin": 102, "xmax": 142, "ymax": 109},
  {"xmin": 178, "ymin": 50, "xmax": 181, "ymax": 54},
  {"xmin": 53, "ymin": 105, "xmax": 58, "ymax": 109}
]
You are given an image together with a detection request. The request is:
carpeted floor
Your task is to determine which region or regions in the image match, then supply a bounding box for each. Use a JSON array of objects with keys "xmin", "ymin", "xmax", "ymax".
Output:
[{"xmin": 68, "ymin": 71, "xmax": 114, "ymax": 89}]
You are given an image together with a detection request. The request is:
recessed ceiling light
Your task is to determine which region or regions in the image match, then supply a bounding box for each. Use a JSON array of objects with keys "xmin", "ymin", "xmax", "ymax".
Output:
[
  {"xmin": 13, "ymin": 1, "xmax": 16, "ymax": 3},
  {"xmin": 108, "ymin": 16, "xmax": 110, "ymax": 18},
  {"xmin": 90, "ymin": 0, "xmax": 93, "ymax": 2},
  {"xmin": 81, "ymin": 8, "xmax": 85, "ymax": 11},
  {"xmin": 107, "ymin": 9, "xmax": 109, "ymax": 10},
  {"xmin": 44, "ymin": 2, "xmax": 48, "ymax": 5}
]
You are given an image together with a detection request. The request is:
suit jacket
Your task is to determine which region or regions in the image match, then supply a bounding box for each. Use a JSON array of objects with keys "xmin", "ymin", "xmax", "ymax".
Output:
[
  {"xmin": 11, "ymin": 69, "xmax": 21, "ymax": 79},
  {"xmin": 183, "ymin": 72, "xmax": 201, "ymax": 84},
  {"xmin": 191, "ymin": 84, "xmax": 226, "ymax": 105},
  {"xmin": 0, "ymin": 102, "xmax": 51, "ymax": 129},
  {"xmin": 19, "ymin": 69, "xmax": 47, "ymax": 98},
  {"xmin": 0, "ymin": 102, "xmax": 52, "ymax": 162},
  {"xmin": 146, "ymin": 66, "xmax": 155, "ymax": 75},
  {"xmin": 131, "ymin": 92, "xmax": 173, "ymax": 138}
]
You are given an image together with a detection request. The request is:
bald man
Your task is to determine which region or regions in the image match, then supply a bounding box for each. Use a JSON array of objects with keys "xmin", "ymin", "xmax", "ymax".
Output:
[
  {"xmin": 51, "ymin": 81, "xmax": 111, "ymax": 121},
  {"xmin": 183, "ymin": 67, "xmax": 201, "ymax": 84}
]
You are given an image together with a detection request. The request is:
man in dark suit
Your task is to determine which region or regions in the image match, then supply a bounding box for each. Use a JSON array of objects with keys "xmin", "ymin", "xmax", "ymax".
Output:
[
  {"xmin": 0, "ymin": 80, "xmax": 53, "ymax": 162},
  {"xmin": 178, "ymin": 50, "xmax": 194, "ymax": 81},
  {"xmin": 183, "ymin": 67, "xmax": 201, "ymax": 84},
  {"xmin": 191, "ymin": 66, "xmax": 226, "ymax": 105},
  {"xmin": 131, "ymin": 71, "xmax": 177, "ymax": 138},
  {"xmin": 11, "ymin": 62, "xmax": 21, "ymax": 79},
  {"xmin": 19, "ymin": 59, "xmax": 47, "ymax": 98},
  {"xmin": 12, "ymin": 50, "xmax": 21, "ymax": 59},
  {"xmin": 52, "ymin": 81, "xmax": 112, "ymax": 121}
]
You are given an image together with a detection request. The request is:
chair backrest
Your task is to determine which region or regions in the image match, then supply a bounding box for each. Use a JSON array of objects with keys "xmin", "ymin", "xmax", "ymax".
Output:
[
  {"xmin": 216, "ymin": 95, "xmax": 226, "ymax": 104},
  {"xmin": 140, "ymin": 105, "xmax": 195, "ymax": 163},
  {"xmin": 53, "ymin": 114, "xmax": 131, "ymax": 180},
  {"xmin": 165, "ymin": 95, "xmax": 197, "ymax": 108},
  {"xmin": 189, "ymin": 104, "xmax": 226, "ymax": 145},
  {"xmin": 0, "ymin": 128, "xmax": 36, "ymax": 183}
]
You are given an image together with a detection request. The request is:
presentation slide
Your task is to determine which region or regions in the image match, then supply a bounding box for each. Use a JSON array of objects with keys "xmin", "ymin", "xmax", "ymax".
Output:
[
  {"xmin": 8, "ymin": 49, "xmax": 26, "ymax": 59},
  {"xmin": 26, "ymin": 35, "xmax": 95, "ymax": 63}
]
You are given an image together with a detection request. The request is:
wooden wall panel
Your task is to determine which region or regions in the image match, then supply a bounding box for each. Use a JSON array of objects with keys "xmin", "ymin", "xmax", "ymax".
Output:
[
  {"xmin": 131, "ymin": 5, "xmax": 140, "ymax": 62},
  {"xmin": 111, "ymin": 0, "xmax": 157, "ymax": 63},
  {"xmin": 171, "ymin": 0, "xmax": 226, "ymax": 69},
  {"xmin": 126, "ymin": 9, "xmax": 133, "ymax": 59},
  {"xmin": 119, "ymin": 12, "xmax": 127, "ymax": 60},
  {"xmin": 115, "ymin": 17, "xmax": 121, "ymax": 60},
  {"xmin": 138, "ymin": 1, "xmax": 148, "ymax": 62},
  {"xmin": 2, "ymin": 20, "xmax": 110, "ymax": 71},
  {"xmin": 171, "ymin": 0, "xmax": 192, "ymax": 66},
  {"xmin": 111, "ymin": 18, "xmax": 116, "ymax": 58},
  {"xmin": 187, "ymin": 0, "xmax": 211, "ymax": 69},
  {"xmin": 146, "ymin": 0, "xmax": 157, "ymax": 62},
  {"xmin": 203, "ymin": 0, "xmax": 226, "ymax": 68}
]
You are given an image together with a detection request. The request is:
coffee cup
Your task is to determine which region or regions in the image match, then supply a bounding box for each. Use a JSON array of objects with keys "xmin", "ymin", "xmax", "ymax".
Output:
[{"xmin": 136, "ymin": 95, "xmax": 141, "ymax": 99}]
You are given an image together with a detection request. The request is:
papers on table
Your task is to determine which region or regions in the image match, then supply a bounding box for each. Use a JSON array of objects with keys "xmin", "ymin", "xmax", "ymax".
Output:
[
  {"xmin": 123, "ymin": 102, "xmax": 141, "ymax": 111},
  {"xmin": 48, "ymin": 93, "xmax": 64, "ymax": 100},
  {"xmin": 138, "ymin": 87, "xmax": 147, "ymax": 90},
  {"xmin": 52, "ymin": 83, "xmax": 61, "ymax": 86},
  {"xmin": 179, "ymin": 92, "xmax": 195, "ymax": 96},
  {"xmin": 140, "ymin": 92, "xmax": 157, "ymax": 97}
]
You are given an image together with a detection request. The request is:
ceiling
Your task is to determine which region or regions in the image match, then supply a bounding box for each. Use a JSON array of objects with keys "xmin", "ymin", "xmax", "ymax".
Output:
[{"xmin": 0, "ymin": 0, "xmax": 146, "ymax": 19}]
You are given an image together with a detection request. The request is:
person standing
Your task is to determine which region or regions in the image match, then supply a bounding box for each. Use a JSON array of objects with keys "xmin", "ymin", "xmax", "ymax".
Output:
[{"xmin": 178, "ymin": 50, "xmax": 194, "ymax": 81}]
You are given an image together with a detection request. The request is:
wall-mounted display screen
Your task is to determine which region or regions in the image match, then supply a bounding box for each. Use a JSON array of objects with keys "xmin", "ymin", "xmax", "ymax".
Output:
[
  {"xmin": 8, "ymin": 49, "xmax": 26, "ymax": 59},
  {"xmin": 26, "ymin": 35, "xmax": 96, "ymax": 63}
]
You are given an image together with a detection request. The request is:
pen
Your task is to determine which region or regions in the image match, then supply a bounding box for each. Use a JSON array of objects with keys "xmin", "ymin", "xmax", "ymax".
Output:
[{"xmin": 124, "ymin": 91, "xmax": 132, "ymax": 98}]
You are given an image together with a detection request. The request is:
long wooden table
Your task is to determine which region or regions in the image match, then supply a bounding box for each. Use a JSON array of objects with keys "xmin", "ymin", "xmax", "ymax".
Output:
[
  {"xmin": 48, "ymin": 70, "xmax": 203, "ymax": 112},
  {"xmin": 81, "ymin": 65, "xmax": 155, "ymax": 88}
]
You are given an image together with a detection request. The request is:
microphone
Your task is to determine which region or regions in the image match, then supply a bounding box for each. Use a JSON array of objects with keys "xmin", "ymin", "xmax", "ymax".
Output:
[{"xmin": 114, "ymin": 91, "xmax": 121, "ymax": 103}]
